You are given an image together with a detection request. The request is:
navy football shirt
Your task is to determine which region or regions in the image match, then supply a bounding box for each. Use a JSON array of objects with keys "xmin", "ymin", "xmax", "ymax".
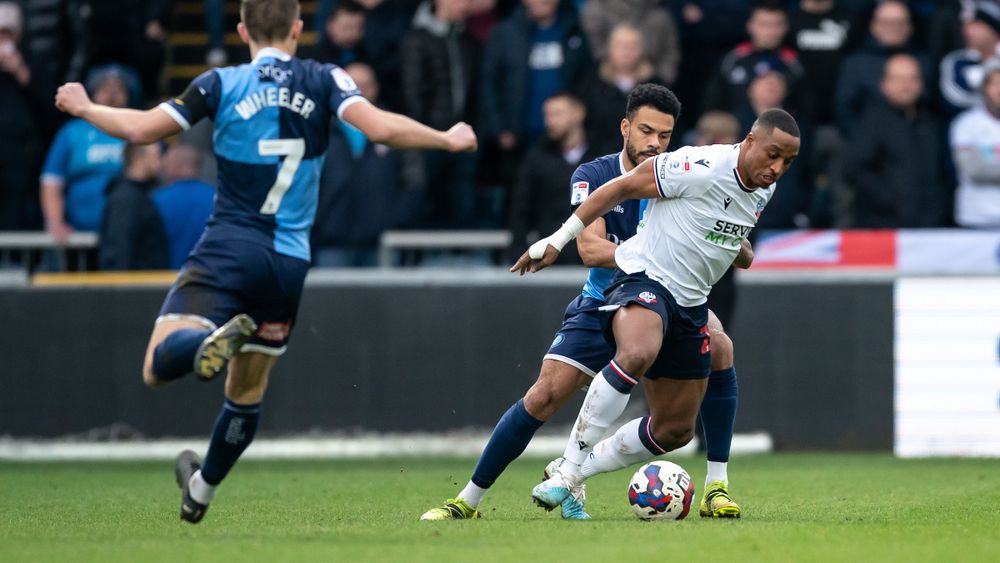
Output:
[
  {"xmin": 569, "ymin": 152, "xmax": 647, "ymax": 301},
  {"xmin": 159, "ymin": 47, "xmax": 365, "ymax": 260}
]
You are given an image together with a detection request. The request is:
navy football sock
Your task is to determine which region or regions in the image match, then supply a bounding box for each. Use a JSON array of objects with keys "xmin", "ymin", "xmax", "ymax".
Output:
[
  {"xmin": 699, "ymin": 367, "xmax": 738, "ymax": 463},
  {"xmin": 470, "ymin": 399, "xmax": 544, "ymax": 489},
  {"xmin": 151, "ymin": 329, "xmax": 211, "ymax": 381},
  {"xmin": 200, "ymin": 399, "xmax": 261, "ymax": 485}
]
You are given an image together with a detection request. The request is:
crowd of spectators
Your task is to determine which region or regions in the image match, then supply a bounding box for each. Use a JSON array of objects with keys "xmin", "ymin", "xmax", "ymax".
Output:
[{"xmin": 2, "ymin": 0, "xmax": 1000, "ymax": 271}]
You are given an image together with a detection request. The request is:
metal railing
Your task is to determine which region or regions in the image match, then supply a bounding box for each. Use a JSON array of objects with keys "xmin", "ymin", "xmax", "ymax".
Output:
[
  {"xmin": 0, "ymin": 231, "xmax": 99, "ymax": 272},
  {"xmin": 377, "ymin": 230, "xmax": 512, "ymax": 267}
]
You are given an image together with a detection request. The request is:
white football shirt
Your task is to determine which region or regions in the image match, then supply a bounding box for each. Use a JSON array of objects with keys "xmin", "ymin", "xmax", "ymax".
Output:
[
  {"xmin": 614, "ymin": 143, "xmax": 774, "ymax": 306},
  {"xmin": 950, "ymin": 105, "xmax": 1000, "ymax": 227}
]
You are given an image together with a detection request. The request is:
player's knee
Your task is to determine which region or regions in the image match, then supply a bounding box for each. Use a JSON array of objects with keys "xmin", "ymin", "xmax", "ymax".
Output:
[
  {"xmin": 142, "ymin": 363, "xmax": 166, "ymax": 389},
  {"xmin": 649, "ymin": 419, "xmax": 695, "ymax": 452},
  {"xmin": 613, "ymin": 346, "xmax": 657, "ymax": 377},
  {"xmin": 523, "ymin": 369, "xmax": 586, "ymax": 421},
  {"xmin": 710, "ymin": 330, "xmax": 734, "ymax": 372}
]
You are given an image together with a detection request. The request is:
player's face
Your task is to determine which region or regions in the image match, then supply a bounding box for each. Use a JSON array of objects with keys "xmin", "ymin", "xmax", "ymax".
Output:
[
  {"xmin": 622, "ymin": 106, "xmax": 674, "ymax": 168},
  {"xmin": 745, "ymin": 129, "xmax": 799, "ymax": 187}
]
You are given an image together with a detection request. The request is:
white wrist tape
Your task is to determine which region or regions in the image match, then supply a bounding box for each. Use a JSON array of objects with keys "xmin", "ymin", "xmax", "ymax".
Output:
[{"xmin": 528, "ymin": 215, "xmax": 585, "ymax": 259}]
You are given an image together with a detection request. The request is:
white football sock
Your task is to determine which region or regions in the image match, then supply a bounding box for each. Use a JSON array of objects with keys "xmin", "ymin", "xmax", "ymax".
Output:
[
  {"xmin": 580, "ymin": 418, "xmax": 655, "ymax": 479},
  {"xmin": 560, "ymin": 373, "xmax": 632, "ymax": 478},
  {"xmin": 706, "ymin": 461, "xmax": 729, "ymax": 487},
  {"xmin": 458, "ymin": 481, "xmax": 487, "ymax": 508},
  {"xmin": 188, "ymin": 469, "xmax": 217, "ymax": 505}
]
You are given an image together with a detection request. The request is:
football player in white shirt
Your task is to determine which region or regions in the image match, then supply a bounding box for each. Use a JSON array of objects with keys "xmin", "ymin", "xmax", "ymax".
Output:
[{"xmin": 512, "ymin": 108, "xmax": 800, "ymax": 518}]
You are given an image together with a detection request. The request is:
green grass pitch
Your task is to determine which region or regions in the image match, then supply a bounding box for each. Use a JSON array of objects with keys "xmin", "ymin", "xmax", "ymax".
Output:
[{"xmin": 2, "ymin": 453, "xmax": 998, "ymax": 562}]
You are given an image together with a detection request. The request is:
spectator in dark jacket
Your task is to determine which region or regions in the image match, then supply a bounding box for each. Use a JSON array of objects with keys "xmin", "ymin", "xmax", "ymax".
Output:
[
  {"xmin": 313, "ymin": 63, "xmax": 420, "ymax": 267},
  {"xmin": 401, "ymin": 0, "xmax": 480, "ymax": 227},
  {"xmin": 833, "ymin": 0, "xmax": 931, "ymax": 136},
  {"xmin": 0, "ymin": 2, "xmax": 47, "ymax": 230},
  {"xmin": 303, "ymin": 0, "xmax": 369, "ymax": 69},
  {"xmin": 787, "ymin": 0, "xmax": 861, "ymax": 128},
  {"xmin": 509, "ymin": 92, "xmax": 599, "ymax": 264},
  {"xmin": 19, "ymin": 0, "xmax": 89, "ymax": 138},
  {"xmin": 98, "ymin": 143, "xmax": 169, "ymax": 271},
  {"xmin": 703, "ymin": 2, "xmax": 803, "ymax": 119},
  {"xmin": 480, "ymin": 0, "xmax": 592, "ymax": 150},
  {"xmin": 87, "ymin": 0, "xmax": 170, "ymax": 102},
  {"xmin": 844, "ymin": 54, "xmax": 948, "ymax": 228}
]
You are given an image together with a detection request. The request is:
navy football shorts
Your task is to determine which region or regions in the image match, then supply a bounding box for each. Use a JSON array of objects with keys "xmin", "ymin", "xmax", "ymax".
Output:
[
  {"xmin": 543, "ymin": 295, "xmax": 615, "ymax": 377},
  {"xmin": 158, "ymin": 238, "xmax": 310, "ymax": 356},
  {"xmin": 601, "ymin": 270, "xmax": 711, "ymax": 380}
]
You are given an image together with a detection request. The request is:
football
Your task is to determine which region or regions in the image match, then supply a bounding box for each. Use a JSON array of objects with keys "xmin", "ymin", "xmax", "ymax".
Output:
[{"xmin": 627, "ymin": 460, "xmax": 695, "ymax": 521}]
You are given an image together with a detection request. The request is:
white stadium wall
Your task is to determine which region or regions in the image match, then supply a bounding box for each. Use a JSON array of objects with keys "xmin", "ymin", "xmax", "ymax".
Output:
[{"xmin": 894, "ymin": 278, "xmax": 1000, "ymax": 457}]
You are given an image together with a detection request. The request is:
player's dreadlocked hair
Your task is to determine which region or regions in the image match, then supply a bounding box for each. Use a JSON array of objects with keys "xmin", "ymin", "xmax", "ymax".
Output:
[
  {"xmin": 752, "ymin": 108, "xmax": 800, "ymax": 138},
  {"xmin": 241, "ymin": 0, "xmax": 301, "ymax": 43},
  {"xmin": 625, "ymin": 84, "xmax": 681, "ymax": 121}
]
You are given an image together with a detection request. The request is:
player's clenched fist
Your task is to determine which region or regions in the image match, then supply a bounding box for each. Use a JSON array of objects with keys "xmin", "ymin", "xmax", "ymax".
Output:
[
  {"xmin": 445, "ymin": 122, "xmax": 477, "ymax": 152},
  {"xmin": 55, "ymin": 82, "xmax": 92, "ymax": 117}
]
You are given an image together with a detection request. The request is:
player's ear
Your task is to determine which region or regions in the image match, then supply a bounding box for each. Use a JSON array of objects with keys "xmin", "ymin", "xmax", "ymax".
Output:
[
  {"xmin": 290, "ymin": 19, "xmax": 304, "ymax": 41},
  {"xmin": 237, "ymin": 22, "xmax": 250, "ymax": 45},
  {"xmin": 620, "ymin": 117, "xmax": 629, "ymax": 140}
]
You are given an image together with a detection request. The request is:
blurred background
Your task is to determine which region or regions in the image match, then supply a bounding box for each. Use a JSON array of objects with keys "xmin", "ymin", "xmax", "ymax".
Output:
[{"xmin": 0, "ymin": 0, "xmax": 997, "ymax": 459}]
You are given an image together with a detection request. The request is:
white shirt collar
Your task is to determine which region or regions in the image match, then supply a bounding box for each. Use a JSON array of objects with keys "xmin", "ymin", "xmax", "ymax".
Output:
[
  {"xmin": 618, "ymin": 151, "xmax": 628, "ymax": 175},
  {"xmin": 252, "ymin": 47, "xmax": 292, "ymax": 64}
]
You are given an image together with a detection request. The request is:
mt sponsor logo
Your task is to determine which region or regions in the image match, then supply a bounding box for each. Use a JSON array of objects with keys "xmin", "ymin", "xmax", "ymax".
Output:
[{"xmin": 704, "ymin": 220, "xmax": 752, "ymax": 248}]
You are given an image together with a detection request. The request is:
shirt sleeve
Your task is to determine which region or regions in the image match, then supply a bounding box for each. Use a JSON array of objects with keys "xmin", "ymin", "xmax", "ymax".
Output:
[
  {"xmin": 652, "ymin": 147, "xmax": 711, "ymax": 199},
  {"xmin": 41, "ymin": 125, "xmax": 72, "ymax": 185},
  {"xmin": 324, "ymin": 64, "xmax": 367, "ymax": 120},
  {"xmin": 569, "ymin": 164, "xmax": 600, "ymax": 207},
  {"xmin": 157, "ymin": 70, "xmax": 221, "ymax": 130}
]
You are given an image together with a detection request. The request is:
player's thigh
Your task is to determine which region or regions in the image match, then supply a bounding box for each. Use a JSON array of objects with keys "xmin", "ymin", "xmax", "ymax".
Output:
[
  {"xmin": 225, "ymin": 352, "xmax": 278, "ymax": 404},
  {"xmin": 706, "ymin": 309, "xmax": 734, "ymax": 371},
  {"xmin": 642, "ymin": 376, "xmax": 709, "ymax": 447},
  {"xmin": 610, "ymin": 304, "xmax": 664, "ymax": 375},
  {"xmin": 523, "ymin": 359, "xmax": 592, "ymax": 420}
]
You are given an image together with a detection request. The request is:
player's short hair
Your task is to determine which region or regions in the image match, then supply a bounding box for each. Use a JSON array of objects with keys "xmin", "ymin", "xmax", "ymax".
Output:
[
  {"xmin": 752, "ymin": 108, "xmax": 800, "ymax": 138},
  {"xmin": 241, "ymin": 0, "xmax": 301, "ymax": 44},
  {"xmin": 625, "ymin": 83, "xmax": 681, "ymax": 121}
]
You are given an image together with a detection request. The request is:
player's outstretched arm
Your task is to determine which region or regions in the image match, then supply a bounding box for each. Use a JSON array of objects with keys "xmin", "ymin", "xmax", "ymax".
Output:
[
  {"xmin": 511, "ymin": 157, "xmax": 661, "ymax": 275},
  {"xmin": 733, "ymin": 239, "xmax": 754, "ymax": 269},
  {"xmin": 577, "ymin": 218, "xmax": 617, "ymax": 269},
  {"xmin": 341, "ymin": 102, "xmax": 476, "ymax": 152},
  {"xmin": 55, "ymin": 83, "xmax": 182, "ymax": 143}
]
